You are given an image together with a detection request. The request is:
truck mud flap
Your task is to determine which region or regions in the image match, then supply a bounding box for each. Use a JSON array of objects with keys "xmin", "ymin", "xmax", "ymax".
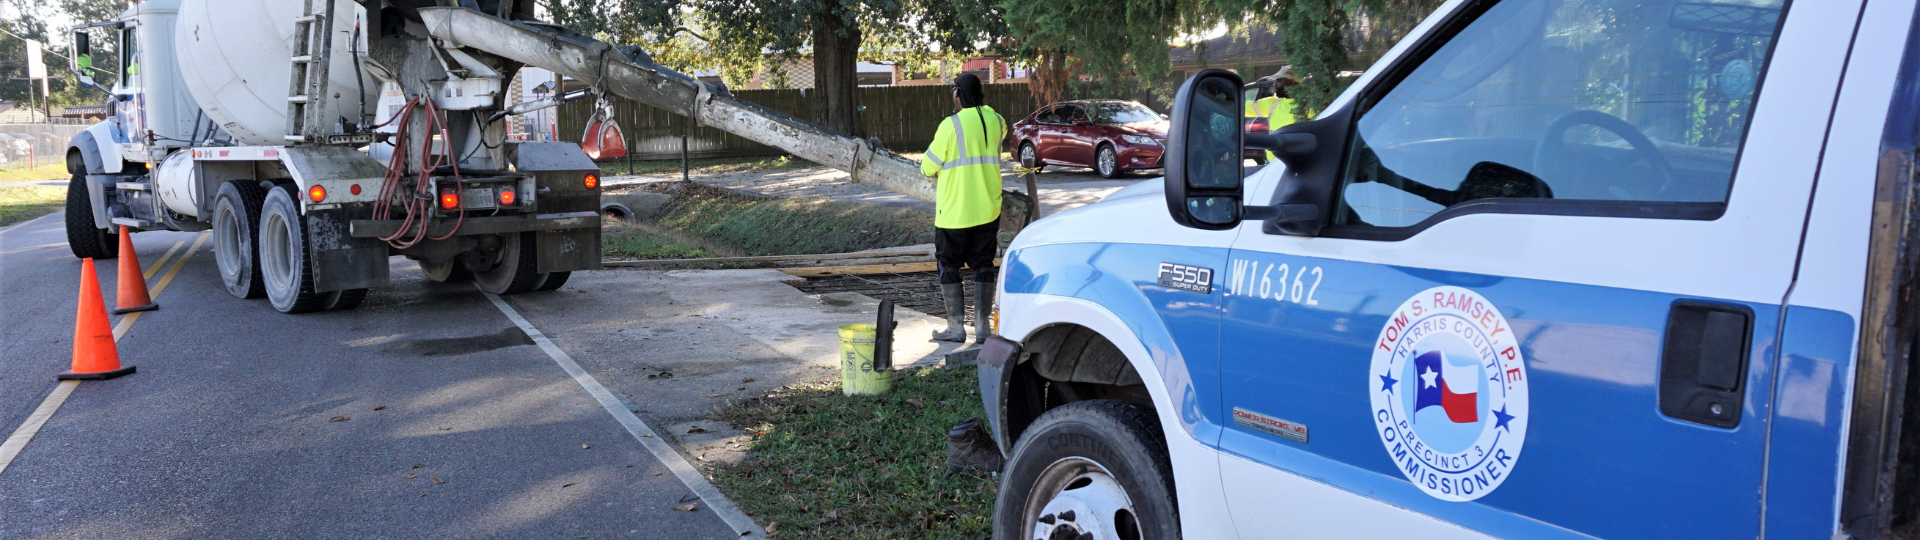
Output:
[
  {"xmin": 537, "ymin": 227, "xmax": 601, "ymax": 274},
  {"xmin": 307, "ymin": 207, "xmax": 390, "ymax": 293}
]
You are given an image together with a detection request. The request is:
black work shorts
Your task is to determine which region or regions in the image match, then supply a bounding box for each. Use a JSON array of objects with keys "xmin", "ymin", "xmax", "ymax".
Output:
[{"xmin": 935, "ymin": 218, "xmax": 1000, "ymax": 284}]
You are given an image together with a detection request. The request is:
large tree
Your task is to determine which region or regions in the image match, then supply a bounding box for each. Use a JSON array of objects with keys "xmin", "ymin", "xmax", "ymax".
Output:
[
  {"xmin": 546, "ymin": 0, "xmax": 996, "ymax": 138},
  {"xmin": 994, "ymin": 0, "xmax": 1443, "ymax": 114},
  {"xmin": 0, "ymin": 0, "xmax": 125, "ymax": 111}
]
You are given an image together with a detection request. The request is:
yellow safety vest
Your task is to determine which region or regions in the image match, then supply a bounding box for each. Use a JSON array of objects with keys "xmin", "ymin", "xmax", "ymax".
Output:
[
  {"xmin": 1266, "ymin": 98, "xmax": 1303, "ymax": 162},
  {"xmin": 920, "ymin": 105, "xmax": 1006, "ymax": 229}
]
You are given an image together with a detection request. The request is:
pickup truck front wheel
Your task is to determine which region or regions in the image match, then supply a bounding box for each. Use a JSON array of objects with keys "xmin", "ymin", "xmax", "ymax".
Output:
[{"xmin": 993, "ymin": 400, "xmax": 1179, "ymax": 540}]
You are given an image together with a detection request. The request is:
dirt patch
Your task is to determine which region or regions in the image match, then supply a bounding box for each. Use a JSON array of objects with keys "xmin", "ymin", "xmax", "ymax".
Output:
[{"xmin": 635, "ymin": 181, "xmax": 934, "ymax": 257}]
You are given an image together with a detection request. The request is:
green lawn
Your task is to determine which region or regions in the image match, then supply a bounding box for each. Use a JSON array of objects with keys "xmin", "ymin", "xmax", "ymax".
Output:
[
  {"xmin": 601, "ymin": 220, "xmax": 716, "ymax": 259},
  {"xmin": 0, "ymin": 164, "xmax": 68, "ymax": 184},
  {"xmin": 0, "ymin": 185, "xmax": 66, "ymax": 227},
  {"xmin": 710, "ymin": 367, "xmax": 996, "ymax": 539}
]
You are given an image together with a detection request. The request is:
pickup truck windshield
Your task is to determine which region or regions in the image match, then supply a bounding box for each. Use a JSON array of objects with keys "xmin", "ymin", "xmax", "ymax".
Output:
[{"xmin": 1335, "ymin": 0, "xmax": 1787, "ymax": 228}]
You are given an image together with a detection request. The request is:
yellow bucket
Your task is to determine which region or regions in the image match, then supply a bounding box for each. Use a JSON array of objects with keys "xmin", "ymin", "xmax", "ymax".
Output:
[{"xmin": 838, "ymin": 324, "xmax": 892, "ymax": 395}]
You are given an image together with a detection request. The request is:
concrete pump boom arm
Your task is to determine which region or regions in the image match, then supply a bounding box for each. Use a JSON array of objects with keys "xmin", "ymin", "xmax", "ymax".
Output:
[{"xmin": 417, "ymin": 6, "xmax": 1030, "ymax": 221}]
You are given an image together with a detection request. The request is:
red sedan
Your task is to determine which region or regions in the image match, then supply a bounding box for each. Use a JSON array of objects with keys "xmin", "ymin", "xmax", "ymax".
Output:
[{"xmin": 1013, "ymin": 100, "xmax": 1168, "ymax": 178}]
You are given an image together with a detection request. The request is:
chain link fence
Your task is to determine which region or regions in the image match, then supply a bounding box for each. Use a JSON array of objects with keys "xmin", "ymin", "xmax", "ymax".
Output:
[{"xmin": 0, "ymin": 123, "xmax": 89, "ymax": 171}]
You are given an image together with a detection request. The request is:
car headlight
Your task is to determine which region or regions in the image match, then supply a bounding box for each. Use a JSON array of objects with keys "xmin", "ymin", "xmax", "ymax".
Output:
[{"xmin": 1122, "ymin": 134, "xmax": 1160, "ymax": 145}]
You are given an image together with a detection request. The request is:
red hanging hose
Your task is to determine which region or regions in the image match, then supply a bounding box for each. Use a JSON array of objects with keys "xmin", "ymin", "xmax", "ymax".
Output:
[{"xmin": 372, "ymin": 97, "xmax": 465, "ymax": 249}]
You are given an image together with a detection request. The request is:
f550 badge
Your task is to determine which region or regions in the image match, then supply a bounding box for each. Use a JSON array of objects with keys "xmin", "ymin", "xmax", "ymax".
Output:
[{"xmin": 1157, "ymin": 263, "xmax": 1212, "ymax": 294}]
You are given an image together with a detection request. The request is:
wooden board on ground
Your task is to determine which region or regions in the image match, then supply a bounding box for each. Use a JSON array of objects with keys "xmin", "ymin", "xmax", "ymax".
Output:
[{"xmin": 777, "ymin": 258, "xmax": 1004, "ymax": 278}]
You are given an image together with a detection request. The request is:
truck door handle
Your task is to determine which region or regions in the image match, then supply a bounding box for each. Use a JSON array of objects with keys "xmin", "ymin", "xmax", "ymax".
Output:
[{"xmin": 1658, "ymin": 301, "xmax": 1754, "ymax": 428}]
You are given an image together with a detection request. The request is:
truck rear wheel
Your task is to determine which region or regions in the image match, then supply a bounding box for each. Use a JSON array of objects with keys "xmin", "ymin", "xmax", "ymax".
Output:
[
  {"xmin": 213, "ymin": 181, "xmax": 268, "ymax": 299},
  {"xmin": 259, "ymin": 185, "xmax": 328, "ymax": 313},
  {"xmin": 474, "ymin": 231, "xmax": 546, "ymax": 295},
  {"xmin": 64, "ymin": 173, "xmax": 118, "ymax": 260},
  {"xmin": 324, "ymin": 288, "xmax": 368, "ymax": 310},
  {"xmin": 420, "ymin": 259, "xmax": 474, "ymax": 283},
  {"xmin": 993, "ymin": 400, "xmax": 1179, "ymax": 540},
  {"xmin": 535, "ymin": 271, "xmax": 571, "ymax": 291}
]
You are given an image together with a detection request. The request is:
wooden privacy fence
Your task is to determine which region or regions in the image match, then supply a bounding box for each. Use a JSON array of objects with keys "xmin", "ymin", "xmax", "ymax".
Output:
[{"xmin": 557, "ymin": 85, "xmax": 1038, "ymax": 161}]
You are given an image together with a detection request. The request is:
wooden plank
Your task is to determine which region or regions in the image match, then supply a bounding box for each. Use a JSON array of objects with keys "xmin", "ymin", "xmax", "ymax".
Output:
[{"xmin": 777, "ymin": 258, "xmax": 1005, "ymax": 278}]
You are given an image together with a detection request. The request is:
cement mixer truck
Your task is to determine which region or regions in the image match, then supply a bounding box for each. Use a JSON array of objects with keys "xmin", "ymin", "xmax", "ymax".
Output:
[{"xmin": 63, "ymin": 0, "xmax": 1007, "ymax": 314}]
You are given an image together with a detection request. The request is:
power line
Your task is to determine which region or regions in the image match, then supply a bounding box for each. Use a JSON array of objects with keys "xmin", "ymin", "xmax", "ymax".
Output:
[{"xmin": 0, "ymin": 27, "xmax": 72, "ymax": 62}]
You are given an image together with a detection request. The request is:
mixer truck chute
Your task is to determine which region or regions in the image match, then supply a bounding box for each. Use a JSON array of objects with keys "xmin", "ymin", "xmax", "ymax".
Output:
[{"xmin": 62, "ymin": 0, "xmax": 1028, "ymax": 314}]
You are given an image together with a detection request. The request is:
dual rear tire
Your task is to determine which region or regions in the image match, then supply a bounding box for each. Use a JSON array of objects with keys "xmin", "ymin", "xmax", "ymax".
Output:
[{"xmin": 213, "ymin": 181, "xmax": 366, "ymax": 313}]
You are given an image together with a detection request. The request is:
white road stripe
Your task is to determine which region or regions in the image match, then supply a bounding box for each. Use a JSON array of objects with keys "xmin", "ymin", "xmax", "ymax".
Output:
[
  {"xmin": 481, "ymin": 290, "xmax": 763, "ymax": 538},
  {"xmin": 0, "ymin": 381, "xmax": 78, "ymax": 476}
]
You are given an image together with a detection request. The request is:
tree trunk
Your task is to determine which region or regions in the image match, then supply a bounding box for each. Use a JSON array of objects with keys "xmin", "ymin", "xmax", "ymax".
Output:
[{"xmin": 810, "ymin": 6, "xmax": 865, "ymax": 138}]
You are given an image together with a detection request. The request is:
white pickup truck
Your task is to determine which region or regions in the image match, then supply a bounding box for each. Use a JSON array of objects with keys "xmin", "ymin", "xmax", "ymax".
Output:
[{"xmin": 976, "ymin": 0, "xmax": 1920, "ymax": 538}]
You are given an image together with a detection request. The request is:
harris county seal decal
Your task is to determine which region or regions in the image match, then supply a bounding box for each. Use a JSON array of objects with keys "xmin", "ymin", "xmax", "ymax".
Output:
[{"xmin": 1370, "ymin": 286, "xmax": 1529, "ymax": 502}]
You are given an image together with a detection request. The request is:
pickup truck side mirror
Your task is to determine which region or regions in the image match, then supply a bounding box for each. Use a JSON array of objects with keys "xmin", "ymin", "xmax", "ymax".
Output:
[
  {"xmin": 72, "ymin": 30, "xmax": 94, "ymax": 87},
  {"xmin": 1165, "ymin": 69, "xmax": 1349, "ymax": 233}
]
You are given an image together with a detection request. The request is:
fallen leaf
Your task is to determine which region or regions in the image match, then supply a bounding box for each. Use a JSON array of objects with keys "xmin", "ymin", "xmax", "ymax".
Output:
[
  {"xmin": 411, "ymin": 463, "xmax": 423, "ymax": 469},
  {"xmin": 906, "ymin": 398, "xmax": 923, "ymax": 407},
  {"xmin": 642, "ymin": 433, "xmax": 653, "ymax": 438},
  {"xmin": 741, "ymin": 378, "xmax": 756, "ymax": 383},
  {"xmin": 562, "ymin": 482, "xmax": 577, "ymax": 488},
  {"xmin": 419, "ymin": 493, "xmax": 427, "ymax": 498},
  {"xmin": 672, "ymin": 502, "xmax": 699, "ymax": 512},
  {"xmin": 372, "ymin": 406, "xmax": 387, "ymax": 411},
  {"xmin": 406, "ymin": 475, "xmax": 418, "ymax": 479},
  {"xmin": 686, "ymin": 426, "xmax": 708, "ymax": 434},
  {"xmin": 652, "ymin": 471, "xmax": 662, "ymax": 476},
  {"xmin": 330, "ymin": 415, "xmax": 349, "ymax": 422},
  {"xmin": 764, "ymin": 522, "xmax": 779, "ymax": 536},
  {"xmin": 582, "ymin": 443, "xmax": 591, "ymax": 449},
  {"xmin": 826, "ymin": 510, "xmax": 840, "ymax": 520},
  {"xmin": 431, "ymin": 478, "xmax": 444, "ymax": 484}
]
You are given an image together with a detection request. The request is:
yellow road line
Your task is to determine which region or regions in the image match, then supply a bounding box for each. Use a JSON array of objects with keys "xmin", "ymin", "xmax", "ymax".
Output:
[
  {"xmin": 114, "ymin": 231, "xmax": 209, "ymax": 341},
  {"xmin": 0, "ymin": 230, "xmax": 214, "ymax": 478},
  {"xmin": 143, "ymin": 239, "xmax": 188, "ymax": 280},
  {"xmin": 0, "ymin": 381, "xmax": 79, "ymax": 476}
]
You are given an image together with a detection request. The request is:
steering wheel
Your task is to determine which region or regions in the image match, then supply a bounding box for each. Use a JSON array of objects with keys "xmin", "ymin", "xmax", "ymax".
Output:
[{"xmin": 1531, "ymin": 110, "xmax": 1676, "ymax": 198}]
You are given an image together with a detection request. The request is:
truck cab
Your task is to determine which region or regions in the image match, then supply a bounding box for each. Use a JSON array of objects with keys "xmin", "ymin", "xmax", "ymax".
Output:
[{"xmin": 978, "ymin": 0, "xmax": 1920, "ymax": 538}]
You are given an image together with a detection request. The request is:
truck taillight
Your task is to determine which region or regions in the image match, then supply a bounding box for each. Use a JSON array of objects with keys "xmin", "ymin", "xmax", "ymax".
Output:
[
  {"xmin": 497, "ymin": 186, "xmax": 516, "ymax": 206},
  {"xmin": 583, "ymin": 174, "xmax": 599, "ymax": 189},
  {"xmin": 439, "ymin": 190, "xmax": 460, "ymax": 210},
  {"xmin": 308, "ymin": 185, "xmax": 327, "ymax": 202}
]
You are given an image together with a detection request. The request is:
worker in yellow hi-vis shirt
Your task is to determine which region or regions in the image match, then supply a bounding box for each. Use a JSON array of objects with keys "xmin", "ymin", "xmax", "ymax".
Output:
[{"xmin": 919, "ymin": 74, "xmax": 1006, "ymax": 343}]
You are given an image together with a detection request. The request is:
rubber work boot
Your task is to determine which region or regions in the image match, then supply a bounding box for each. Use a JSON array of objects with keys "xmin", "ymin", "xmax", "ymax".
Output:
[
  {"xmin": 932, "ymin": 283, "xmax": 967, "ymax": 342},
  {"xmin": 972, "ymin": 280, "xmax": 995, "ymax": 344},
  {"xmin": 946, "ymin": 417, "xmax": 1003, "ymax": 472}
]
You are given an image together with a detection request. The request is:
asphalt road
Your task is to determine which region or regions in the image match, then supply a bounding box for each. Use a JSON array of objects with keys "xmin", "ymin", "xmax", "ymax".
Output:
[{"xmin": 0, "ymin": 212, "xmax": 742, "ymax": 539}]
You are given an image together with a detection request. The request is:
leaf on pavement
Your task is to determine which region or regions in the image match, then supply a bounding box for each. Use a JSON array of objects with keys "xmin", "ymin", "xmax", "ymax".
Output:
[
  {"xmin": 686, "ymin": 426, "xmax": 708, "ymax": 434},
  {"xmin": 330, "ymin": 415, "xmax": 349, "ymax": 422},
  {"xmin": 562, "ymin": 482, "xmax": 577, "ymax": 488},
  {"xmin": 671, "ymin": 502, "xmax": 699, "ymax": 512},
  {"xmin": 764, "ymin": 522, "xmax": 779, "ymax": 536},
  {"xmin": 431, "ymin": 477, "xmax": 444, "ymax": 484},
  {"xmin": 373, "ymin": 406, "xmax": 387, "ymax": 411},
  {"xmin": 582, "ymin": 443, "xmax": 591, "ymax": 449}
]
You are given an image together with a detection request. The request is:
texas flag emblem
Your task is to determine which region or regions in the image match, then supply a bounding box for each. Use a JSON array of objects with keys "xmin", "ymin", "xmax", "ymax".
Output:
[{"xmin": 1413, "ymin": 351, "xmax": 1478, "ymax": 423}]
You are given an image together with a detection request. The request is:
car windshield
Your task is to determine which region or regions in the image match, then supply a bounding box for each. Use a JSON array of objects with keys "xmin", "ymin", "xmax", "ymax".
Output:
[
  {"xmin": 1092, "ymin": 102, "xmax": 1160, "ymax": 124},
  {"xmin": 1334, "ymin": 0, "xmax": 1787, "ymax": 227}
]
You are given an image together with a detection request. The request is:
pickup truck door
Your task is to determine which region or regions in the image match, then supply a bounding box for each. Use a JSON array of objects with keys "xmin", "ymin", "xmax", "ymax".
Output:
[{"xmin": 1209, "ymin": 0, "xmax": 1859, "ymax": 537}]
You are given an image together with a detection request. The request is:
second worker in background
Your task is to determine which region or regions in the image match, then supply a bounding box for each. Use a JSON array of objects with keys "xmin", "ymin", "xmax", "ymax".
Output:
[{"xmin": 920, "ymin": 74, "xmax": 1006, "ymax": 344}]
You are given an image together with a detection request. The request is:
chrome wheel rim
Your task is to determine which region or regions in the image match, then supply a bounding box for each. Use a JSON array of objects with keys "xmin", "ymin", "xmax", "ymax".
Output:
[
  {"xmin": 1098, "ymin": 148, "xmax": 1116, "ymax": 176},
  {"xmin": 1024, "ymin": 457, "xmax": 1140, "ymax": 540},
  {"xmin": 261, "ymin": 210, "xmax": 294, "ymax": 293}
]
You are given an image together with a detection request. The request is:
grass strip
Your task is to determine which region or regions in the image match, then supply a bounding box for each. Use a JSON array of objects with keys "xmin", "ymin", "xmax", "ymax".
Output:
[
  {"xmin": 0, "ymin": 185, "xmax": 66, "ymax": 227},
  {"xmin": 0, "ymin": 164, "xmax": 68, "ymax": 184},
  {"xmin": 601, "ymin": 220, "xmax": 717, "ymax": 259},
  {"xmin": 710, "ymin": 367, "xmax": 995, "ymax": 539},
  {"xmin": 644, "ymin": 182, "xmax": 932, "ymax": 257}
]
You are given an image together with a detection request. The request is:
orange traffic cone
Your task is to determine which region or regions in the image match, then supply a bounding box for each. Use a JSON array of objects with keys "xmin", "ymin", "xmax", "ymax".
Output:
[
  {"xmin": 60, "ymin": 258, "xmax": 135, "ymax": 381},
  {"xmin": 111, "ymin": 226, "xmax": 157, "ymax": 315}
]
